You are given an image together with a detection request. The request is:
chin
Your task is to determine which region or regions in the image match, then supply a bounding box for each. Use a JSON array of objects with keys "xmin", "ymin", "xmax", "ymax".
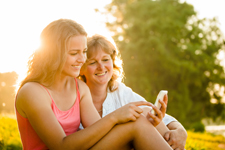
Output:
[{"xmin": 70, "ymin": 72, "xmax": 80, "ymax": 78}]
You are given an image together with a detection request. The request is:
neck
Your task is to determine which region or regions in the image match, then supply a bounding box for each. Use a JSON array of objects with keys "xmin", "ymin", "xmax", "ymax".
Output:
[
  {"xmin": 87, "ymin": 83, "xmax": 108, "ymax": 104},
  {"xmin": 49, "ymin": 74, "xmax": 74, "ymax": 92}
]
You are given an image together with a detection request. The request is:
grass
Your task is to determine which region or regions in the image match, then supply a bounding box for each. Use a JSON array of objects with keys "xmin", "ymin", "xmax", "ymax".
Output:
[{"xmin": 0, "ymin": 114, "xmax": 225, "ymax": 150}]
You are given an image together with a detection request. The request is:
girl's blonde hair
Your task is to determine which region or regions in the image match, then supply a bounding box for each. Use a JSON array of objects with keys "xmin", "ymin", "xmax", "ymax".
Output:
[
  {"xmin": 79, "ymin": 34, "xmax": 124, "ymax": 92},
  {"xmin": 19, "ymin": 19, "xmax": 87, "ymax": 90}
]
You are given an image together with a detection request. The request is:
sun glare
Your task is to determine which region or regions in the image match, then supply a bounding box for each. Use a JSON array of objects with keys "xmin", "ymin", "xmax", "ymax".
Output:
[
  {"xmin": 0, "ymin": 0, "xmax": 112, "ymax": 84},
  {"xmin": 0, "ymin": 0, "xmax": 225, "ymax": 85}
]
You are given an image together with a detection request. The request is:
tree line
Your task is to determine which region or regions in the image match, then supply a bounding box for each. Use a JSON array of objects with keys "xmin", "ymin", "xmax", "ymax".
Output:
[{"xmin": 105, "ymin": 0, "xmax": 225, "ymax": 128}]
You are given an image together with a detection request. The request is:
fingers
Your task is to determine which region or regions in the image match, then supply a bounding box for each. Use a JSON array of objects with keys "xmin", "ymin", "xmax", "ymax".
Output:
[
  {"xmin": 167, "ymin": 136, "xmax": 174, "ymax": 146},
  {"xmin": 130, "ymin": 101, "xmax": 152, "ymax": 107},
  {"xmin": 129, "ymin": 104, "xmax": 143, "ymax": 114},
  {"xmin": 120, "ymin": 103, "xmax": 145, "ymax": 122},
  {"xmin": 163, "ymin": 131, "xmax": 170, "ymax": 141},
  {"xmin": 164, "ymin": 130, "xmax": 185, "ymax": 150},
  {"xmin": 167, "ymin": 135, "xmax": 177, "ymax": 149},
  {"xmin": 150, "ymin": 102, "xmax": 163, "ymax": 119},
  {"xmin": 147, "ymin": 111, "xmax": 161, "ymax": 126},
  {"xmin": 163, "ymin": 94, "xmax": 168, "ymax": 105},
  {"xmin": 159, "ymin": 98, "xmax": 167, "ymax": 117}
]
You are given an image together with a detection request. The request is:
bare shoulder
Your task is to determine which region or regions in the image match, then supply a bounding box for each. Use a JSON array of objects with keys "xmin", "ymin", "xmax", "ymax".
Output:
[
  {"xmin": 16, "ymin": 82, "xmax": 51, "ymax": 117},
  {"xmin": 76, "ymin": 79, "xmax": 91, "ymax": 101},
  {"xmin": 17, "ymin": 82, "xmax": 48, "ymax": 101},
  {"xmin": 76, "ymin": 79, "xmax": 90, "ymax": 92}
]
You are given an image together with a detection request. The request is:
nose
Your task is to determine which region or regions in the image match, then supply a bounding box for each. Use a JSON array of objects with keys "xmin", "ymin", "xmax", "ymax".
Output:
[{"xmin": 97, "ymin": 62, "xmax": 104, "ymax": 70}]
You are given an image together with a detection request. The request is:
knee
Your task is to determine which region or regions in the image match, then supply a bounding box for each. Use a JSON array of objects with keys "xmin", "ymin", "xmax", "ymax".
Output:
[{"xmin": 133, "ymin": 115, "xmax": 154, "ymax": 131}]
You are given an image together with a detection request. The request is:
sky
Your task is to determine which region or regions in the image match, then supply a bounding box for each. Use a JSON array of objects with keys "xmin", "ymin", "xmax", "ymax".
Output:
[{"xmin": 0, "ymin": 0, "xmax": 225, "ymax": 83}]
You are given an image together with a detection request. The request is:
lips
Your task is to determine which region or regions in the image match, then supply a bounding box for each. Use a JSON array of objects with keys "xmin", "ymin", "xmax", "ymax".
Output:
[
  {"xmin": 96, "ymin": 71, "xmax": 107, "ymax": 76},
  {"xmin": 72, "ymin": 65, "xmax": 81, "ymax": 69}
]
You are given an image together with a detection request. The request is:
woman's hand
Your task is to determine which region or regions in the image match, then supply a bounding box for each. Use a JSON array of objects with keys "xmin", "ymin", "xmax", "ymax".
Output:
[
  {"xmin": 111, "ymin": 101, "xmax": 152, "ymax": 124},
  {"xmin": 145, "ymin": 94, "xmax": 168, "ymax": 126},
  {"xmin": 164, "ymin": 121, "xmax": 187, "ymax": 150}
]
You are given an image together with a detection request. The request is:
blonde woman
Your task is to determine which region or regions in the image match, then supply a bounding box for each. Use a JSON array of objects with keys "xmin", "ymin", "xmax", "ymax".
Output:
[
  {"xmin": 15, "ymin": 19, "xmax": 173, "ymax": 150},
  {"xmin": 80, "ymin": 34, "xmax": 187, "ymax": 150}
]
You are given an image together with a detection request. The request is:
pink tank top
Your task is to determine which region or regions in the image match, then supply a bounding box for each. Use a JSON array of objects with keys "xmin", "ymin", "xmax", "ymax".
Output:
[{"xmin": 16, "ymin": 79, "xmax": 80, "ymax": 150}]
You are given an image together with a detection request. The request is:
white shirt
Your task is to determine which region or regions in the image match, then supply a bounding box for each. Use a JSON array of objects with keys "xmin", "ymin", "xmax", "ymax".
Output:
[
  {"xmin": 101, "ymin": 82, "xmax": 177, "ymax": 125},
  {"xmin": 80, "ymin": 82, "xmax": 177, "ymax": 129}
]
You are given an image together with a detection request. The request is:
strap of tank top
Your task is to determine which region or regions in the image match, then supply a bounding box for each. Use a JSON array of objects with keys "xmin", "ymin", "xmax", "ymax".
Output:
[
  {"xmin": 40, "ymin": 81, "xmax": 80, "ymax": 102},
  {"xmin": 40, "ymin": 84, "xmax": 54, "ymax": 101},
  {"xmin": 74, "ymin": 78, "xmax": 80, "ymax": 102}
]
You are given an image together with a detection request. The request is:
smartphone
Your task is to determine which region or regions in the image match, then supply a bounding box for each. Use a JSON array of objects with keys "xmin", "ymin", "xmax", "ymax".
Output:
[{"xmin": 151, "ymin": 90, "xmax": 168, "ymax": 115}]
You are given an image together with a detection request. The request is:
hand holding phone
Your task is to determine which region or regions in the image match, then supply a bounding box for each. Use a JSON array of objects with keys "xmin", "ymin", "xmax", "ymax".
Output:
[{"xmin": 151, "ymin": 90, "xmax": 168, "ymax": 115}]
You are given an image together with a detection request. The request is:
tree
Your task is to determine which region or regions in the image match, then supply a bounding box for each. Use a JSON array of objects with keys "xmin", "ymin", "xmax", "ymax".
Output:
[
  {"xmin": 0, "ymin": 72, "xmax": 18, "ymax": 113},
  {"xmin": 105, "ymin": 0, "xmax": 225, "ymax": 128}
]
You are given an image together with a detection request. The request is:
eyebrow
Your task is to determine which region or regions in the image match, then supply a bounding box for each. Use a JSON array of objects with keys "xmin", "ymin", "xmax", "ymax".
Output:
[
  {"xmin": 87, "ymin": 55, "xmax": 110, "ymax": 61},
  {"xmin": 69, "ymin": 48, "xmax": 87, "ymax": 52}
]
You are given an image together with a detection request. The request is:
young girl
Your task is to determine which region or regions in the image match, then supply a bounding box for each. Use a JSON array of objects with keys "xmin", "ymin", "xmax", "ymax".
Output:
[
  {"xmin": 15, "ymin": 19, "xmax": 172, "ymax": 150},
  {"xmin": 79, "ymin": 34, "xmax": 187, "ymax": 149}
]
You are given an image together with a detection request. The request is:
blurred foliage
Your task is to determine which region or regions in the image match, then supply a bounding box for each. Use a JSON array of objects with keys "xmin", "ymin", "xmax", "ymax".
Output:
[
  {"xmin": 186, "ymin": 131, "xmax": 225, "ymax": 150},
  {"xmin": 105, "ymin": 0, "xmax": 225, "ymax": 128},
  {"xmin": 0, "ymin": 116, "xmax": 22, "ymax": 150},
  {"xmin": 190, "ymin": 121, "xmax": 205, "ymax": 133},
  {"xmin": 0, "ymin": 72, "xmax": 18, "ymax": 114},
  {"xmin": 1, "ymin": 115, "xmax": 225, "ymax": 150}
]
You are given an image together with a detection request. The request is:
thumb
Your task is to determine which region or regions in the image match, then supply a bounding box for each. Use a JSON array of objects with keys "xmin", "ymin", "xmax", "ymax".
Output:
[{"xmin": 164, "ymin": 131, "xmax": 170, "ymax": 141}]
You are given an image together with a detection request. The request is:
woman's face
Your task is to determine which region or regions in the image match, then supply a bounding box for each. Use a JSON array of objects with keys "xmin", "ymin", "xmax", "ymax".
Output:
[
  {"xmin": 62, "ymin": 35, "xmax": 87, "ymax": 78},
  {"xmin": 81, "ymin": 48, "xmax": 113, "ymax": 87}
]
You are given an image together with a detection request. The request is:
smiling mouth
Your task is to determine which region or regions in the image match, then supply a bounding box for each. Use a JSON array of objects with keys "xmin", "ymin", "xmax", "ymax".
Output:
[
  {"xmin": 96, "ymin": 71, "xmax": 107, "ymax": 76},
  {"xmin": 72, "ymin": 65, "xmax": 81, "ymax": 69}
]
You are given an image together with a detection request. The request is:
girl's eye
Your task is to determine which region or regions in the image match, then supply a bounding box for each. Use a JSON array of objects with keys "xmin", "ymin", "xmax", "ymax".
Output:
[
  {"xmin": 83, "ymin": 50, "xmax": 87, "ymax": 54},
  {"xmin": 70, "ymin": 53, "xmax": 77, "ymax": 56},
  {"xmin": 103, "ymin": 59, "xmax": 109, "ymax": 61},
  {"xmin": 89, "ymin": 62, "xmax": 96, "ymax": 65}
]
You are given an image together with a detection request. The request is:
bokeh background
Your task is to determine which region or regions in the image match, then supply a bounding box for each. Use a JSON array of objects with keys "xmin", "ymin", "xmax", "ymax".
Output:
[{"xmin": 0, "ymin": 0, "xmax": 225, "ymax": 149}]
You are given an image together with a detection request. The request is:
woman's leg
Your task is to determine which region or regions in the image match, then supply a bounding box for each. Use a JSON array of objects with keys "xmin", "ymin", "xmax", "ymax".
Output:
[{"xmin": 91, "ymin": 115, "xmax": 172, "ymax": 150}]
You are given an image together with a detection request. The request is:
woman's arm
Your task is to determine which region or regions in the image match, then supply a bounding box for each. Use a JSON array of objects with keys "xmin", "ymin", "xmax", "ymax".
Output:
[{"xmin": 117, "ymin": 83, "xmax": 179, "ymax": 125}]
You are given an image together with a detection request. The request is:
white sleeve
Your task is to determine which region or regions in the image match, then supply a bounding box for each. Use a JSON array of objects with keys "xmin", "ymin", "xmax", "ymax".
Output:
[
  {"xmin": 117, "ymin": 82, "xmax": 146, "ymax": 105},
  {"xmin": 163, "ymin": 114, "xmax": 177, "ymax": 125},
  {"xmin": 117, "ymin": 82, "xmax": 178, "ymax": 125}
]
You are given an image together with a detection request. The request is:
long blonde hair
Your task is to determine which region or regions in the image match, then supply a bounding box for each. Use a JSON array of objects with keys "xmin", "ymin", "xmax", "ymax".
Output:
[
  {"xmin": 19, "ymin": 19, "xmax": 87, "ymax": 90},
  {"xmin": 79, "ymin": 34, "xmax": 124, "ymax": 92}
]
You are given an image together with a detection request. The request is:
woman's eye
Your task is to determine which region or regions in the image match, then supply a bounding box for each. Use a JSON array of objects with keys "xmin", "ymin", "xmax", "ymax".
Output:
[
  {"xmin": 83, "ymin": 50, "xmax": 87, "ymax": 54},
  {"xmin": 89, "ymin": 62, "xmax": 96, "ymax": 65},
  {"xmin": 103, "ymin": 59, "xmax": 109, "ymax": 61},
  {"xmin": 70, "ymin": 53, "xmax": 77, "ymax": 56}
]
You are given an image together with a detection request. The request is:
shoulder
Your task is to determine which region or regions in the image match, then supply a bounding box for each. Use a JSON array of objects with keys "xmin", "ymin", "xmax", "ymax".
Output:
[
  {"xmin": 17, "ymin": 82, "xmax": 47, "ymax": 101},
  {"xmin": 76, "ymin": 78, "xmax": 90, "ymax": 91},
  {"xmin": 16, "ymin": 82, "xmax": 51, "ymax": 117},
  {"xmin": 111, "ymin": 81, "xmax": 132, "ymax": 99},
  {"xmin": 115, "ymin": 81, "xmax": 146, "ymax": 103},
  {"xmin": 117, "ymin": 82, "xmax": 133, "ymax": 93},
  {"xmin": 76, "ymin": 79, "xmax": 91, "ymax": 100}
]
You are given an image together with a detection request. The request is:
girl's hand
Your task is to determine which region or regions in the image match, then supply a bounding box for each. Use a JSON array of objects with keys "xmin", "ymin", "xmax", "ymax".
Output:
[
  {"xmin": 112, "ymin": 101, "xmax": 152, "ymax": 124},
  {"xmin": 146, "ymin": 94, "xmax": 168, "ymax": 126}
]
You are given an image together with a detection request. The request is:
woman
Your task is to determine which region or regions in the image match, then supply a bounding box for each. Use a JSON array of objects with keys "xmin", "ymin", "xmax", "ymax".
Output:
[
  {"xmin": 79, "ymin": 34, "xmax": 187, "ymax": 149},
  {"xmin": 15, "ymin": 19, "xmax": 173, "ymax": 150}
]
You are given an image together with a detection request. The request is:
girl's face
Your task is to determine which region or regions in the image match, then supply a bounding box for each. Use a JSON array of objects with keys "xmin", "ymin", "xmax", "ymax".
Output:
[
  {"xmin": 62, "ymin": 35, "xmax": 87, "ymax": 78},
  {"xmin": 81, "ymin": 48, "xmax": 113, "ymax": 87}
]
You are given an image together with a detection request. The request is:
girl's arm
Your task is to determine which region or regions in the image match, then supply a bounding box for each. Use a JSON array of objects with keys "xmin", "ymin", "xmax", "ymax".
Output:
[{"xmin": 16, "ymin": 81, "xmax": 152, "ymax": 150}]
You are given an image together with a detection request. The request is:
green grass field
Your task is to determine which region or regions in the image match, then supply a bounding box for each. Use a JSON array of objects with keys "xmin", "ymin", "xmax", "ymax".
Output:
[{"xmin": 0, "ymin": 115, "xmax": 225, "ymax": 150}]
